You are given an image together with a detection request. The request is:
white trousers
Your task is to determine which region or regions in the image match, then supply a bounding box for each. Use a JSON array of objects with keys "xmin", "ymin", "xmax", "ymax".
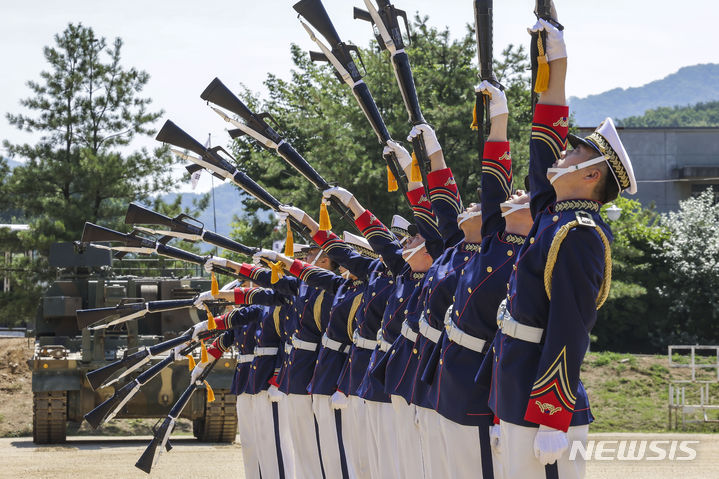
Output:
[
  {"xmin": 365, "ymin": 399, "xmax": 402, "ymax": 478},
  {"xmin": 416, "ymin": 406, "xmax": 449, "ymax": 478},
  {"xmin": 390, "ymin": 395, "xmax": 425, "ymax": 478},
  {"xmin": 499, "ymin": 421, "xmax": 589, "ymax": 479},
  {"xmin": 344, "ymin": 396, "xmax": 371, "ymax": 479},
  {"xmin": 251, "ymin": 391, "xmax": 284, "ymax": 479},
  {"xmin": 277, "ymin": 394, "xmax": 296, "ymax": 478},
  {"xmin": 237, "ymin": 393, "xmax": 261, "ymax": 479},
  {"xmin": 312, "ymin": 394, "xmax": 347, "ymax": 478},
  {"xmin": 285, "ymin": 393, "xmax": 324, "ymax": 479},
  {"xmin": 439, "ymin": 415, "xmax": 501, "ymax": 479}
]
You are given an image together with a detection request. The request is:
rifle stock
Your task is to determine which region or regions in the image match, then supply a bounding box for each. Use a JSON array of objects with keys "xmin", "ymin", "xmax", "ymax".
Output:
[{"xmin": 135, "ymin": 416, "xmax": 173, "ymax": 474}]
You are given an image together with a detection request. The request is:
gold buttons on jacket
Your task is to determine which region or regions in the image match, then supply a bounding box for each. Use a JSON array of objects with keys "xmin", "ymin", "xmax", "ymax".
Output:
[
  {"xmin": 486, "ymin": 266, "xmax": 493, "ymax": 273},
  {"xmin": 399, "ymin": 298, "xmax": 403, "ymax": 303},
  {"xmin": 468, "ymin": 287, "xmax": 472, "ymax": 294},
  {"xmin": 507, "ymin": 250, "xmax": 513, "ymax": 256},
  {"xmin": 530, "ymin": 237, "xmax": 535, "ymax": 244},
  {"xmin": 553, "ymin": 215, "xmax": 559, "ymax": 222}
]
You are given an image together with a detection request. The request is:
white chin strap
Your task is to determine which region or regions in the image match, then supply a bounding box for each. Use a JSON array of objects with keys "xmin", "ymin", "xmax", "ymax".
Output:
[
  {"xmin": 547, "ymin": 156, "xmax": 606, "ymax": 185},
  {"xmin": 500, "ymin": 202, "xmax": 530, "ymax": 217},
  {"xmin": 457, "ymin": 210, "xmax": 482, "ymax": 226},
  {"xmin": 402, "ymin": 241, "xmax": 426, "ymax": 262},
  {"xmin": 340, "ymin": 270, "xmax": 351, "ymax": 280}
]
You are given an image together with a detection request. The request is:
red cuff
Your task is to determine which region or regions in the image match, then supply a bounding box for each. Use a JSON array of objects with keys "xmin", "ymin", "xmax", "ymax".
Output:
[
  {"xmin": 234, "ymin": 287, "xmax": 247, "ymax": 305},
  {"xmin": 268, "ymin": 375, "xmax": 280, "ymax": 388},
  {"xmin": 427, "ymin": 168, "xmax": 455, "ymax": 190},
  {"xmin": 289, "ymin": 259, "xmax": 309, "ymax": 277},
  {"xmin": 533, "ymin": 104, "xmax": 569, "ymax": 138},
  {"xmin": 207, "ymin": 344, "xmax": 223, "ymax": 360},
  {"xmin": 239, "ymin": 263, "xmax": 258, "ymax": 278},
  {"xmin": 524, "ymin": 392, "xmax": 573, "ymax": 432},
  {"xmin": 406, "ymin": 186, "xmax": 430, "ymax": 207},
  {"xmin": 483, "ymin": 141, "xmax": 512, "ymax": 172},
  {"xmin": 214, "ymin": 313, "xmax": 228, "ymax": 330},
  {"xmin": 313, "ymin": 230, "xmax": 339, "ymax": 247},
  {"xmin": 355, "ymin": 210, "xmax": 381, "ymax": 231}
]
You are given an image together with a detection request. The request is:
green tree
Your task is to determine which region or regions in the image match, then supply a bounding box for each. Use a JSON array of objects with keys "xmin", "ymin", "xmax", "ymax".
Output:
[
  {"xmin": 0, "ymin": 23, "xmax": 181, "ymax": 326},
  {"xmin": 618, "ymin": 100, "xmax": 719, "ymax": 127},
  {"xmin": 656, "ymin": 188, "xmax": 719, "ymax": 345},
  {"xmin": 593, "ymin": 197, "xmax": 670, "ymax": 352},
  {"xmin": 225, "ymin": 16, "xmax": 532, "ymax": 247}
]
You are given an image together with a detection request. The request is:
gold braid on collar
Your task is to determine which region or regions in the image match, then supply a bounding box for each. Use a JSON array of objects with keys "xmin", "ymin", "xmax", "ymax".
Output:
[{"xmin": 554, "ymin": 200, "xmax": 600, "ymax": 213}]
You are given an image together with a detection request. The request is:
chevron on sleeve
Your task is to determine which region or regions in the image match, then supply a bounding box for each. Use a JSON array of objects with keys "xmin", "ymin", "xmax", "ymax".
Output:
[
  {"xmin": 531, "ymin": 104, "xmax": 570, "ymax": 160},
  {"xmin": 524, "ymin": 346, "xmax": 576, "ymax": 431},
  {"xmin": 428, "ymin": 168, "xmax": 462, "ymax": 214}
]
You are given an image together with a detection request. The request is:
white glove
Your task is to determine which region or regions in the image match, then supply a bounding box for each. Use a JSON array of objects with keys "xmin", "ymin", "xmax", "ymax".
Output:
[
  {"xmin": 253, "ymin": 248, "xmax": 278, "ymax": 265},
  {"xmin": 191, "ymin": 320, "xmax": 209, "ymax": 340},
  {"xmin": 193, "ymin": 290, "xmax": 215, "ymax": 310},
  {"xmin": 475, "ymin": 81, "xmax": 509, "ymax": 119},
  {"xmin": 278, "ymin": 204, "xmax": 306, "ymax": 222},
  {"xmin": 190, "ymin": 361, "xmax": 208, "ymax": 384},
  {"xmin": 382, "ymin": 140, "xmax": 412, "ymax": 170},
  {"xmin": 322, "ymin": 186, "xmax": 354, "ymax": 207},
  {"xmin": 528, "ymin": 18, "xmax": 566, "ymax": 61},
  {"xmin": 533, "ymin": 425, "xmax": 569, "ymax": 465},
  {"xmin": 268, "ymin": 384, "xmax": 285, "ymax": 403},
  {"xmin": 407, "ymin": 124, "xmax": 441, "ymax": 156},
  {"xmin": 490, "ymin": 424, "xmax": 501, "ymax": 453},
  {"xmin": 172, "ymin": 344, "xmax": 188, "ymax": 362},
  {"xmin": 203, "ymin": 256, "xmax": 228, "ymax": 274},
  {"xmin": 275, "ymin": 211, "xmax": 289, "ymax": 223},
  {"xmin": 330, "ymin": 390, "xmax": 349, "ymax": 410}
]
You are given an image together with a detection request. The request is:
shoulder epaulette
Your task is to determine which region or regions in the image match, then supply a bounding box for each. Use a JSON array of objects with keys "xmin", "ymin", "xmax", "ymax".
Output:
[{"xmin": 543, "ymin": 216, "xmax": 611, "ymax": 309}]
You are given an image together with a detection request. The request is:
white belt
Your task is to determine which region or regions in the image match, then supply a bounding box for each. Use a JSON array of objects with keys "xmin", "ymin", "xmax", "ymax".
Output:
[
  {"xmin": 291, "ymin": 333, "xmax": 319, "ymax": 352},
  {"xmin": 284, "ymin": 342, "xmax": 293, "ymax": 354},
  {"xmin": 254, "ymin": 346, "xmax": 279, "ymax": 356},
  {"xmin": 238, "ymin": 354, "xmax": 254, "ymax": 364},
  {"xmin": 498, "ymin": 316, "xmax": 544, "ymax": 344},
  {"xmin": 446, "ymin": 320, "xmax": 488, "ymax": 353},
  {"xmin": 322, "ymin": 333, "xmax": 351, "ymax": 353},
  {"xmin": 377, "ymin": 330, "xmax": 393, "ymax": 352},
  {"xmin": 353, "ymin": 329, "xmax": 376, "ymax": 350},
  {"xmin": 418, "ymin": 315, "xmax": 442, "ymax": 343},
  {"xmin": 400, "ymin": 320, "xmax": 418, "ymax": 343}
]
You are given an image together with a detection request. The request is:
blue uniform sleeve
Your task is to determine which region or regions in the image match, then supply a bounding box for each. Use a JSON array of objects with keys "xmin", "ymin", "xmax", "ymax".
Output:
[
  {"xmin": 287, "ymin": 259, "xmax": 345, "ymax": 294},
  {"xmin": 355, "ymin": 210, "xmax": 407, "ymax": 276},
  {"xmin": 407, "ymin": 186, "xmax": 444, "ymax": 260},
  {"xmin": 523, "ymin": 227, "xmax": 606, "ymax": 431},
  {"xmin": 427, "ymin": 168, "xmax": 464, "ymax": 248},
  {"xmin": 226, "ymin": 304, "xmax": 267, "ymax": 328},
  {"xmin": 312, "ymin": 230, "xmax": 374, "ymax": 280},
  {"xmin": 239, "ymin": 263, "xmax": 300, "ymax": 296},
  {"xmin": 481, "ymin": 141, "xmax": 513, "ymax": 238},
  {"xmin": 529, "ymin": 104, "xmax": 569, "ymax": 217}
]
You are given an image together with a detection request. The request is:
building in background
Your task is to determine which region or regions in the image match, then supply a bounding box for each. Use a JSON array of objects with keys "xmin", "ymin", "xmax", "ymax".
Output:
[{"xmin": 577, "ymin": 126, "xmax": 719, "ymax": 212}]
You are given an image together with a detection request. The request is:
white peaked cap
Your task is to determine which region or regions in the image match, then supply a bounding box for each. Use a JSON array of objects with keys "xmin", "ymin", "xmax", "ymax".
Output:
[{"xmin": 343, "ymin": 231, "xmax": 378, "ymax": 258}]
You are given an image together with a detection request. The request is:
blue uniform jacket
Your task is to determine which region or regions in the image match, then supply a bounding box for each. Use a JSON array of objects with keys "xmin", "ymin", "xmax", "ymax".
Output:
[{"xmin": 481, "ymin": 104, "xmax": 613, "ymax": 432}]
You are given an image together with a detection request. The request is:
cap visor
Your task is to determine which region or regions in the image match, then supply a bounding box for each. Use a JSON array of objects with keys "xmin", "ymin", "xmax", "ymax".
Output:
[{"xmin": 567, "ymin": 134, "xmax": 602, "ymax": 156}]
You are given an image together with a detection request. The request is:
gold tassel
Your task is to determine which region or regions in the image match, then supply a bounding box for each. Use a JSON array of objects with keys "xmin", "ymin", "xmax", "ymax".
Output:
[
  {"xmin": 284, "ymin": 219, "xmax": 294, "ymax": 257},
  {"xmin": 210, "ymin": 271, "xmax": 219, "ymax": 296},
  {"xmin": 186, "ymin": 354, "xmax": 196, "ymax": 371},
  {"xmin": 263, "ymin": 259, "xmax": 285, "ymax": 284},
  {"xmin": 534, "ymin": 35, "xmax": 549, "ymax": 93},
  {"xmin": 387, "ymin": 166, "xmax": 398, "ymax": 192},
  {"xmin": 319, "ymin": 201, "xmax": 332, "ymax": 231},
  {"xmin": 204, "ymin": 380, "xmax": 215, "ymax": 403},
  {"xmin": 410, "ymin": 152, "xmax": 422, "ymax": 182},
  {"xmin": 200, "ymin": 340, "xmax": 208, "ymax": 363},
  {"xmin": 470, "ymin": 102, "xmax": 479, "ymax": 130},
  {"xmin": 206, "ymin": 309, "xmax": 217, "ymax": 330}
]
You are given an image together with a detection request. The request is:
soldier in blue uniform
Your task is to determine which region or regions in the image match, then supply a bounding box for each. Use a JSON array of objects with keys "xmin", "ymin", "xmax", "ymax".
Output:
[
  {"xmin": 254, "ymin": 226, "xmax": 374, "ymax": 479},
  {"xmin": 277, "ymin": 206, "xmax": 404, "ymax": 479},
  {"xmin": 205, "ymin": 248, "xmax": 335, "ymax": 479},
  {"xmin": 323, "ymin": 182, "xmax": 438, "ymax": 479},
  {"xmin": 479, "ymin": 6, "xmax": 637, "ymax": 478}
]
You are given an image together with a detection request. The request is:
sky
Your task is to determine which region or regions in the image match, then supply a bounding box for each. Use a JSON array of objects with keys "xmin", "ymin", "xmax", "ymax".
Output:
[{"xmin": 2, "ymin": 0, "xmax": 717, "ymax": 193}]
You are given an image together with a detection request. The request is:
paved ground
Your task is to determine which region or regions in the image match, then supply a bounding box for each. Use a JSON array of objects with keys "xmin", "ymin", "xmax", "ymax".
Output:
[{"xmin": 3, "ymin": 433, "xmax": 718, "ymax": 478}]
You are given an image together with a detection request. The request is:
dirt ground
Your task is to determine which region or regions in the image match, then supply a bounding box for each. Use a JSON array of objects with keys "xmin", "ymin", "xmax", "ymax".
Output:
[
  {"xmin": 0, "ymin": 337, "xmax": 33, "ymax": 437},
  {"xmin": 2, "ymin": 433, "xmax": 718, "ymax": 479}
]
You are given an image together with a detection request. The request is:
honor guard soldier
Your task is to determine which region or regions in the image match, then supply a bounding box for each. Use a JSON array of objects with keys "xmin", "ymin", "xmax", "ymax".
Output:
[
  {"xmin": 324, "ymin": 181, "xmax": 440, "ymax": 479},
  {"xmin": 279, "ymin": 204, "xmax": 402, "ymax": 479},
  {"xmin": 479, "ymin": 6, "xmax": 637, "ymax": 478},
  {"xmin": 254, "ymin": 223, "xmax": 373, "ymax": 479}
]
